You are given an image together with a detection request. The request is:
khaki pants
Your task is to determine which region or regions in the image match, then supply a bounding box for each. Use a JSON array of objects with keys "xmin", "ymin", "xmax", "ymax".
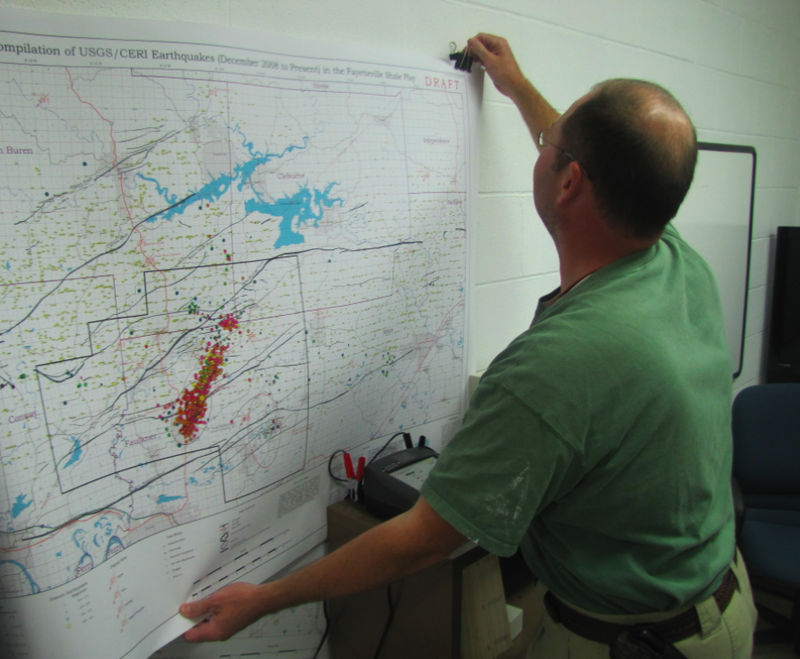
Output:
[{"xmin": 527, "ymin": 550, "xmax": 758, "ymax": 659}]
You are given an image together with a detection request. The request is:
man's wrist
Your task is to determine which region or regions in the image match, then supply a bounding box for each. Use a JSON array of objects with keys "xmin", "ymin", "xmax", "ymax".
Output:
[{"xmin": 507, "ymin": 76, "xmax": 536, "ymax": 108}]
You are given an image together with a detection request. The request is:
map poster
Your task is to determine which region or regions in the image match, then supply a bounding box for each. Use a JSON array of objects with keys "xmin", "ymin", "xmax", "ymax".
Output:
[{"xmin": 0, "ymin": 8, "xmax": 479, "ymax": 659}]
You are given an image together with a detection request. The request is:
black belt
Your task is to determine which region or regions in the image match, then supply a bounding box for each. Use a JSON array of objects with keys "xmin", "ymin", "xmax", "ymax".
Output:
[{"xmin": 543, "ymin": 568, "xmax": 739, "ymax": 645}]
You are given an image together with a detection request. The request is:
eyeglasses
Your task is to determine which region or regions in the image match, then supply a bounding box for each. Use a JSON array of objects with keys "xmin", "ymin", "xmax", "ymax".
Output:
[{"xmin": 537, "ymin": 129, "xmax": 592, "ymax": 180}]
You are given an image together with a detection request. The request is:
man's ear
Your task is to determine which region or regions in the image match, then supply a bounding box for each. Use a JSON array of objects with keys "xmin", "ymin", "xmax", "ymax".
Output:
[{"xmin": 556, "ymin": 160, "xmax": 585, "ymax": 205}]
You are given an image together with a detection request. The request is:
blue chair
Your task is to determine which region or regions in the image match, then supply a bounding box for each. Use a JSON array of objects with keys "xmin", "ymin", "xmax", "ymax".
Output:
[{"xmin": 732, "ymin": 383, "xmax": 800, "ymax": 654}]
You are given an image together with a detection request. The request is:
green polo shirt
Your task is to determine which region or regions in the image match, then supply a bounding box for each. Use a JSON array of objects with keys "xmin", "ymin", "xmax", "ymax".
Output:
[{"xmin": 421, "ymin": 225, "xmax": 735, "ymax": 614}]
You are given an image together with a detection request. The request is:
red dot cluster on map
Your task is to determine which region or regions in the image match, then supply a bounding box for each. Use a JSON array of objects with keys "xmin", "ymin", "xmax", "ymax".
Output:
[{"xmin": 161, "ymin": 313, "xmax": 241, "ymax": 445}]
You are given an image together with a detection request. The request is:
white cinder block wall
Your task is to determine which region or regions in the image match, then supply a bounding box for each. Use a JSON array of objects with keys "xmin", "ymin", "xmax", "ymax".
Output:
[{"xmin": 3, "ymin": 0, "xmax": 799, "ymax": 394}]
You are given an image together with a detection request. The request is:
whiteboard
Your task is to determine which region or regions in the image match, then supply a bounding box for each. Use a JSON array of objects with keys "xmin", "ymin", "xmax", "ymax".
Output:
[{"xmin": 672, "ymin": 143, "xmax": 756, "ymax": 379}]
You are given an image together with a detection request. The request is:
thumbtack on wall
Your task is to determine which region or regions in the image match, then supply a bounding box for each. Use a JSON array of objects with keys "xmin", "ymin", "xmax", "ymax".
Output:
[{"xmin": 449, "ymin": 42, "xmax": 473, "ymax": 72}]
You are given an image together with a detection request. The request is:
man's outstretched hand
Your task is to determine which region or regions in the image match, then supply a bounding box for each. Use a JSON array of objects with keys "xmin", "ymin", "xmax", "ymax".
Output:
[
  {"xmin": 466, "ymin": 33, "xmax": 558, "ymax": 147},
  {"xmin": 467, "ymin": 33, "xmax": 529, "ymax": 101},
  {"xmin": 180, "ymin": 582, "xmax": 269, "ymax": 642},
  {"xmin": 178, "ymin": 496, "xmax": 467, "ymax": 644}
]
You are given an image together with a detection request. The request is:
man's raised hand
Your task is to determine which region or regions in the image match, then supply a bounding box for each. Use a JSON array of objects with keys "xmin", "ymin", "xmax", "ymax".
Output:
[
  {"xmin": 466, "ymin": 33, "xmax": 558, "ymax": 146},
  {"xmin": 467, "ymin": 33, "xmax": 529, "ymax": 101}
]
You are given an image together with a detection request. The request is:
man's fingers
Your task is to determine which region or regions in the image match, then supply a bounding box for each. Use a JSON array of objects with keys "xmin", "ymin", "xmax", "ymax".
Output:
[
  {"xmin": 467, "ymin": 37, "xmax": 490, "ymax": 65},
  {"xmin": 179, "ymin": 583, "xmax": 267, "ymax": 643},
  {"xmin": 469, "ymin": 33, "xmax": 507, "ymax": 58},
  {"xmin": 183, "ymin": 619, "xmax": 231, "ymax": 643},
  {"xmin": 180, "ymin": 599, "xmax": 211, "ymax": 620},
  {"xmin": 182, "ymin": 622, "xmax": 209, "ymax": 643}
]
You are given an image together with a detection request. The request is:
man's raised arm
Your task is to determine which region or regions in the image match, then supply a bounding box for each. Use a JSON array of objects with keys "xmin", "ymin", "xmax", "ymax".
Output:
[
  {"xmin": 179, "ymin": 496, "xmax": 467, "ymax": 642},
  {"xmin": 467, "ymin": 33, "xmax": 559, "ymax": 151}
]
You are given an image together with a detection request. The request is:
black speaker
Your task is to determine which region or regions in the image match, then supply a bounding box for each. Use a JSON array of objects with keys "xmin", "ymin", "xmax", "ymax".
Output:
[{"xmin": 766, "ymin": 226, "xmax": 800, "ymax": 383}]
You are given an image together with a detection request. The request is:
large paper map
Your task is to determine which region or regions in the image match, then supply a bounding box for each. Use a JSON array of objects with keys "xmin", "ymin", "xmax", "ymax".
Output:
[{"xmin": 0, "ymin": 9, "xmax": 477, "ymax": 658}]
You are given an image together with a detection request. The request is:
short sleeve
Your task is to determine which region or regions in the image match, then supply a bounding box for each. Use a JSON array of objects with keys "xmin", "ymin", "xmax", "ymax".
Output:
[{"xmin": 420, "ymin": 380, "xmax": 585, "ymax": 556}]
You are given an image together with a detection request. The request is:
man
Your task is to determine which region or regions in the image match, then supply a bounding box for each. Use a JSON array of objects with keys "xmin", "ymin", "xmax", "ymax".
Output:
[{"xmin": 180, "ymin": 34, "xmax": 757, "ymax": 657}]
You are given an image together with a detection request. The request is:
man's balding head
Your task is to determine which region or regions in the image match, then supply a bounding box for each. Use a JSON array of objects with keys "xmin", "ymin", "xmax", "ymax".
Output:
[{"xmin": 558, "ymin": 79, "xmax": 697, "ymax": 239}]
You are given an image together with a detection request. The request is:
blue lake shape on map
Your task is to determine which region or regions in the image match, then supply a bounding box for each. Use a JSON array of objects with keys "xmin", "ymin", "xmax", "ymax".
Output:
[
  {"xmin": 137, "ymin": 134, "xmax": 342, "ymax": 248},
  {"xmin": 156, "ymin": 494, "xmax": 184, "ymax": 503},
  {"xmin": 11, "ymin": 494, "xmax": 33, "ymax": 518},
  {"xmin": 246, "ymin": 181, "xmax": 343, "ymax": 248},
  {"xmin": 64, "ymin": 437, "xmax": 82, "ymax": 467}
]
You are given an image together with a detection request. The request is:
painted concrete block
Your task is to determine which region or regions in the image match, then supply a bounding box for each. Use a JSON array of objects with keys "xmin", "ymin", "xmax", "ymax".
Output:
[
  {"xmin": 690, "ymin": 1, "xmax": 743, "ymax": 73},
  {"xmin": 232, "ymin": 0, "xmax": 400, "ymax": 49},
  {"xmin": 634, "ymin": 0, "xmax": 707, "ymax": 62},
  {"xmin": 479, "ymin": 103, "xmax": 538, "ymax": 192},
  {"xmin": 477, "ymin": 0, "xmax": 646, "ymax": 47},
  {"xmin": 746, "ymin": 235, "xmax": 773, "ymax": 291},
  {"xmin": 740, "ymin": 19, "xmax": 782, "ymax": 85},
  {"xmin": 745, "ymin": 284, "xmax": 767, "ymax": 338},
  {"xmin": 715, "ymin": 73, "xmax": 758, "ymax": 134},
  {"xmin": 752, "ymin": 187, "xmax": 797, "ymax": 240},
  {"xmin": 475, "ymin": 273, "xmax": 558, "ymax": 370},
  {"xmin": 778, "ymin": 37, "xmax": 800, "ymax": 91},
  {"xmin": 510, "ymin": 23, "xmax": 601, "ymax": 111},
  {"xmin": 721, "ymin": 0, "xmax": 800, "ymax": 41},
  {"xmin": 755, "ymin": 83, "xmax": 792, "ymax": 139},
  {"xmin": 737, "ymin": 330, "xmax": 766, "ymax": 383},
  {"xmin": 476, "ymin": 194, "xmax": 526, "ymax": 284},
  {"xmin": 521, "ymin": 196, "xmax": 560, "ymax": 278}
]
